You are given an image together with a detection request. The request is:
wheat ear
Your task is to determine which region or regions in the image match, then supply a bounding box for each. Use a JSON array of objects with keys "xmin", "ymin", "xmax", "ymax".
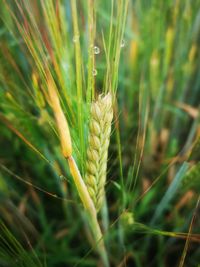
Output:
[
  {"xmin": 47, "ymin": 78, "xmax": 72, "ymax": 158},
  {"xmin": 85, "ymin": 93, "xmax": 113, "ymax": 212},
  {"xmin": 47, "ymin": 77, "xmax": 109, "ymax": 267}
]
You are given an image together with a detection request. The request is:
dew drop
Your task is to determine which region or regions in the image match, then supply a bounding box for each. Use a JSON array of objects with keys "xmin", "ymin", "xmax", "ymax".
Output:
[
  {"xmin": 92, "ymin": 69, "xmax": 97, "ymax": 76},
  {"xmin": 120, "ymin": 39, "xmax": 125, "ymax": 48},
  {"xmin": 73, "ymin": 35, "xmax": 79, "ymax": 43},
  {"xmin": 62, "ymin": 62, "xmax": 69, "ymax": 72},
  {"xmin": 93, "ymin": 46, "xmax": 100, "ymax": 54},
  {"xmin": 59, "ymin": 175, "xmax": 64, "ymax": 180}
]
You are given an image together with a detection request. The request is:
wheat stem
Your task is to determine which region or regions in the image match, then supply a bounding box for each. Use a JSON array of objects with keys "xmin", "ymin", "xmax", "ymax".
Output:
[{"xmin": 68, "ymin": 156, "xmax": 109, "ymax": 267}]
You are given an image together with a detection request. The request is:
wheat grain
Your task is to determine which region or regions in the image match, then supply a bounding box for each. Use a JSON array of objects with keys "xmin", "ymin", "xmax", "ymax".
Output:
[{"xmin": 85, "ymin": 93, "xmax": 113, "ymax": 212}]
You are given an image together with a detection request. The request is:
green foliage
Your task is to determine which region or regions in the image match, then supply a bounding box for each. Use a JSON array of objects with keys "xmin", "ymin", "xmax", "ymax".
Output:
[
  {"xmin": 0, "ymin": 221, "xmax": 44, "ymax": 267},
  {"xmin": 182, "ymin": 162, "xmax": 200, "ymax": 193}
]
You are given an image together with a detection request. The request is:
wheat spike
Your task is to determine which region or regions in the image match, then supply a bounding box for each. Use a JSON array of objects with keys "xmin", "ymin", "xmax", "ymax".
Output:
[
  {"xmin": 47, "ymin": 77, "xmax": 72, "ymax": 158},
  {"xmin": 85, "ymin": 93, "xmax": 113, "ymax": 212}
]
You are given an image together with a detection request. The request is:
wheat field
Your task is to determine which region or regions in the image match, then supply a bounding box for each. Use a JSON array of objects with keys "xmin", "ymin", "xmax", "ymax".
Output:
[{"xmin": 0, "ymin": 0, "xmax": 200, "ymax": 266}]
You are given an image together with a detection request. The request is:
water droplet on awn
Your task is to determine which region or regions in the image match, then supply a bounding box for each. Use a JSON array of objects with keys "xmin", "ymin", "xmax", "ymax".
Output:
[
  {"xmin": 92, "ymin": 69, "xmax": 97, "ymax": 76},
  {"xmin": 73, "ymin": 35, "xmax": 79, "ymax": 43},
  {"xmin": 93, "ymin": 46, "xmax": 100, "ymax": 54},
  {"xmin": 121, "ymin": 39, "xmax": 125, "ymax": 48}
]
